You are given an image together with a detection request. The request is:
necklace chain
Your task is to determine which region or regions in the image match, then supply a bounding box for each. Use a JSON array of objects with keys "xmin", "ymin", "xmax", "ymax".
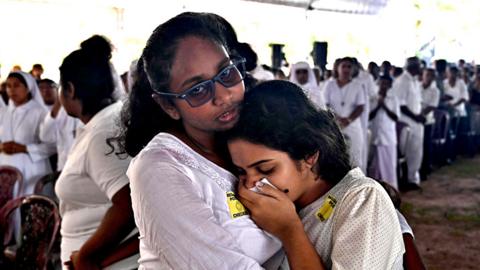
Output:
[{"xmin": 185, "ymin": 133, "xmax": 215, "ymax": 155}]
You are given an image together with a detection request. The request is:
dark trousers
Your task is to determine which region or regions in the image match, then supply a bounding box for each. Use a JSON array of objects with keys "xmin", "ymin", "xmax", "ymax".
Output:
[{"xmin": 420, "ymin": 124, "xmax": 433, "ymax": 180}]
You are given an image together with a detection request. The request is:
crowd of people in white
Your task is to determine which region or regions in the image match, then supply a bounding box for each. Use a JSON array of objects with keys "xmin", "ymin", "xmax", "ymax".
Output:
[{"xmin": 1, "ymin": 11, "xmax": 480, "ymax": 270}]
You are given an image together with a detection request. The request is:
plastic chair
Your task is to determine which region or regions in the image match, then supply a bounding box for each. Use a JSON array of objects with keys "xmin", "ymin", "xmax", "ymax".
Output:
[
  {"xmin": 0, "ymin": 195, "xmax": 61, "ymax": 270},
  {"xmin": 0, "ymin": 166, "xmax": 23, "ymax": 207},
  {"xmin": 34, "ymin": 172, "xmax": 61, "ymax": 203}
]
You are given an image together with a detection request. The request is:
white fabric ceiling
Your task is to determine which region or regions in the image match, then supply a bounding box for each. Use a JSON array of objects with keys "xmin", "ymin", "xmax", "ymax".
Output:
[{"xmin": 242, "ymin": 0, "xmax": 389, "ymax": 14}]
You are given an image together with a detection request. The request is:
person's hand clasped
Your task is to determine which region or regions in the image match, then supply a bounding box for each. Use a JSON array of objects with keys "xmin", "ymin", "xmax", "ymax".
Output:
[
  {"xmin": 237, "ymin": 179, "xmax": 303, "ymax": 241},
  {"xmin": 0, "ymin": 141, "xmax": 27, "ymax": 154},
  {"xmin": 67, "ymin": 250, "xmax": 101, "ymax": 270},
  {"xmin": 337, "ymin": 117, "xmax": 350, "ymax": 128}
]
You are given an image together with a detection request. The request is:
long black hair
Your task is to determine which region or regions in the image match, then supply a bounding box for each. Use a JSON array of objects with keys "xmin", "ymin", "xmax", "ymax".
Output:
[
  {"xmin": 59, "ymin": 35, "xmax": 115, "ymax": 116},
  {"xmin": 116, "ymin": 12, "xmax": 238, "ymax": 157},
  {"xmin": 224, "ymin": 80, "xmax": 352, "ymax": 184}
]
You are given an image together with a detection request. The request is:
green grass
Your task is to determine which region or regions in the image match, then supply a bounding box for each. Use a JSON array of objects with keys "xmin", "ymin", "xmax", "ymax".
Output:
[
  {"xmin": 436, "ymin": 157, "xmax": 480, "ymax": 178},
  {"xmin": 444, "ymin": 211, "xmax": 480, "ymax": 223}
]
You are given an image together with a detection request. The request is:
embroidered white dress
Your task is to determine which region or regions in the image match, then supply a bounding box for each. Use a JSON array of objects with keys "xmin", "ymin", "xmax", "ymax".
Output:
[
  {"xmin": 299, "ymin": 168, "xmax": 405, "ymax": 270},
  {"xmin": 127, "ymin": 133, "xmax": 282, "ymax": 270}
]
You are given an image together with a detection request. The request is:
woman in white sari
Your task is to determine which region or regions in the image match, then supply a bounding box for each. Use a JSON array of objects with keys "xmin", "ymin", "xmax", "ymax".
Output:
[{"xmin": 0, "ymin": 71, "xmax": 55, "ymax": 196}]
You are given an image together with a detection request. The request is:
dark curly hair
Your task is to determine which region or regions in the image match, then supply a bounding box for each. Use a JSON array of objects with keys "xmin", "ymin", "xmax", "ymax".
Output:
[
  {"xmin": 115, "ymin": 12, "xmax": 236, "ymax": 157},
  {"xmin": 224, "ymin": 80, "xmax": 352, "ymax": 184}
]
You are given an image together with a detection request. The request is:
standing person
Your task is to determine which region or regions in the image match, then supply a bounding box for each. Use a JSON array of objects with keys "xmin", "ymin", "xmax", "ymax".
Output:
[
  {"xmin": 444, "ymin": 66, "xmax": 469, "ymax": 118},
  {"xmin": 380, "ymin": 60, "xmax": 392, "ymax": 76},
  {"xmin": 226, "ymin": 80, "xmax": 404, "ymax": 270},
  {"xmin": 369, "ymin": 75, "xmax": 400, "ymax": 190},
  {"xmin": 29, "ymin": 63, "xmax": 44, "ymax": 81},
  {"xmin": 353, "ymin": 58, "xmax": 377, "ymax": 174},
  {"xmin": 324, "ymin": 57, "xmax": 366, "ymax": 172},
  {"xmin": 38, "ymin": 79, "xmax": 80, "ymax": 172},
  {"xmin": 392, "ymin": 57, "xmax": 425, "ymax": 191},
  {"xmin": 55, "ymin": 35, "xmax": 138, "ymax": 269},
  {"xmin": 419, "ymin": 68, "xmax": 440, "ymax": 180},
  {"xmin": 0, "ymin": 71, "xmax": 55, "ymax": 196},
  {"xmin": 119, "ymin": 12, "xmax": 281, "ymax": 269},
  {"xmin": 434, "ymin": 59, "xmax": 447, "ymax": 96},
  {"xmin": 290, "ymin": 61, "xmax": 325, "ymax": 109},
  {"xmin": 368, "ymin": 61, "xmax": 380, "ymax": 81}
]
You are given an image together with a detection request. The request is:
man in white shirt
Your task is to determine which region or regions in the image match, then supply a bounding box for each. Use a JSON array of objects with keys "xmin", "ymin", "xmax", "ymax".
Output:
[
  {"xmin": 420, "ymin": 69, "xmax": 440, "ymax": 180},
  {"xmin": 392, "ymin": 57, "xmax": 425, "ymax": 191},
  {"xmin": 369, "ymin": 75, "xmax": 400, "ymax": 190}
]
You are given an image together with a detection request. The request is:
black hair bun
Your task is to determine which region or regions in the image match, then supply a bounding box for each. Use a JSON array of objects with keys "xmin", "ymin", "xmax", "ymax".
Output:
[{"xmin": 80, "ymin": 35, "xmax": 112, "ymax": 62}]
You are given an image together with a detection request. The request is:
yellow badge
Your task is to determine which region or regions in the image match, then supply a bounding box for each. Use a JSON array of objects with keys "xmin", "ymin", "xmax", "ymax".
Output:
[
  {"xmin": 316, "ymin": 195, "xmax": 337, "ymax": 221},
  {"xmin": 226, "ymin": 192, "xmax": 248, "ymax": 219}
]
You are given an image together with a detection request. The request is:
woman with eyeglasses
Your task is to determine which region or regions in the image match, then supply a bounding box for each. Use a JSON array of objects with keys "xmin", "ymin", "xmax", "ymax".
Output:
[{"xmin": 116, "ymin": 12, "xmax": 282, "ymax": 269}]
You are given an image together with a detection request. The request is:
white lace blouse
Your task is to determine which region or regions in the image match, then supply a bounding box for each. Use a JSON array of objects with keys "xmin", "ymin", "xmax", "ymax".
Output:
[{"xmin": 127, "ymin": 133, "xmax": 281, "ymax": 270}]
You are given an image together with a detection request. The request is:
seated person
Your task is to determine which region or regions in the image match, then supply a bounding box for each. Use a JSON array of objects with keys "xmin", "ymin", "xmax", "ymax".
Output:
[{"xmin": 225, "ymin": 80, "xmax": 405, "ymax": 269}]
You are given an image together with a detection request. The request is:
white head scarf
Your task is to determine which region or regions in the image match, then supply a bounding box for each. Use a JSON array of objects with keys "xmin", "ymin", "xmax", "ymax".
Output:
[
  {"xmin": 8, "ymin": 71, "xmax": 48, "ymax": 111},
  {"xmin": 289, "ymin": 61, "xmax": 318, "ymax": 92}
]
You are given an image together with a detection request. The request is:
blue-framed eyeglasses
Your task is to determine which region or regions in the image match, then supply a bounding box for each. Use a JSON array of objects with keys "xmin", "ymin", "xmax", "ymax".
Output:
[{"xmin": 153, "ymin": 58, "xmax": 246, "ymax": 108}]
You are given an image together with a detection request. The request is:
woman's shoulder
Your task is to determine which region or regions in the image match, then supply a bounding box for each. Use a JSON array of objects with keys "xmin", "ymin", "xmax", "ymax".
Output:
[
  {"xmin": 346, "ymin": 168, "xmax": 383, "ymax": 191},
  {"xmin": 336, "ymin": 168, "xmax": 387, "ymax": 199}
]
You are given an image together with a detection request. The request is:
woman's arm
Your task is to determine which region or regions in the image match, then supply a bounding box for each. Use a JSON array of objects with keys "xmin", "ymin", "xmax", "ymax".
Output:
[
  {"xmin": 70, "ymin": 185, "xmax": 135, "ymax": 270},
  {"xmin": 0, "ymin": 141, "xmax": 27, "ymax": 154},
  {"xmin": 369, "ymin": 104, "xmax": 381, "ymax": 120},
  {"xmin": 128, "ymin": 157, "xmax": 278, "ymax": 269},
  {"xmin": 380, "ymin": 102, "xmax": 399, "ymax": 122},
  {"xmin": 403, "ymin": 234, "xmax": 426, "ymax": 270},
  {"xmin": 238, "ymin": 181, "xmax": 325, "ymax": 270}
]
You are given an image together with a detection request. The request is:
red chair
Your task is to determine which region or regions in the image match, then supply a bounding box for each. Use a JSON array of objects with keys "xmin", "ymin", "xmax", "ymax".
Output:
[
  {"xmin": 0, "ymin": 166, "xmax": 23, "ymax": 207},
  {"xmin": 34, "ymin": 171, "xmax": 61, "ymax": 203},
  {"xmin": 0, "ymin": 195, "xmax": 61, "ymax": 270}
]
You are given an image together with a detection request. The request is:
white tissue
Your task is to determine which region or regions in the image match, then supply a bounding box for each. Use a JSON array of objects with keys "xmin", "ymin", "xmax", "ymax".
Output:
[{"xmin": 249, "ymin": 178, "xmax": 278, "ymax": 193}]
